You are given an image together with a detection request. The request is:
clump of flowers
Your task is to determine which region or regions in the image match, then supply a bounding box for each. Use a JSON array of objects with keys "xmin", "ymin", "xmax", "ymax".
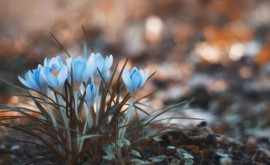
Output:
[{"xmin": 0, "ymin": 44, "xmax": 199, "ymax": 164}]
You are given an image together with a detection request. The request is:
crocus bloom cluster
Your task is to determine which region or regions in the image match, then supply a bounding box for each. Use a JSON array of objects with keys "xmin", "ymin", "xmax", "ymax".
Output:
[
  {"xmin": 18, "ymin": 53, "xmax": 149, "ymax": 109},
  {"xmin": 17, "ymin": 51, "xmax": 152, "ymax": 158},
  {"xmin": 18, "ymin": 53, "xmax": 113, "ymax": 105}
]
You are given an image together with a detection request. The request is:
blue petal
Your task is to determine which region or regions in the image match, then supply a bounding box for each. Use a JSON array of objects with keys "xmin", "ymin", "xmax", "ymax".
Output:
[
  {"xmin": 140, "ymin": 69, "xmax": 149, "ymax": 87},
  {"xmin": 38, "ymin": 73, "xmax": 47, "ymax": 90},
  {"xmin": 27, "ymin": 70, "xmax": 39, "ymax": 90},
  {"xmin": 50, "ymin": 56, "xmax": 62, "ymax": 70},
  {"xmin": 131, "ymin": 71, "xmax": 142, "ymax": 91},
  {"xmin": 18, "ymin": 75, "xmax": 32, "ymax": 89},
  {"xmin": 34, "ymin": 67, "xmax": 47, "ymax": 91},
  {"xmin": 103, "ymin": 55, "xmax": 113, "ymax": 73},
  {"xmin": 130, "ymin": 67, "xmax": 138, "ymax": 78},
  {"xmin": 88, "ymin": 53, "xmax": 96, "ymax": 65},
  {"xmin": 122, "ymin": 69, "xmax": 132, "ymax": 91},
  {"xmin": 57, "ymin": 65, "xmax": 68, "ymax": 88},
  {"xmin": 86, "ymin": 85, "xmax": 91, "ymax": 96},
  {"xmin": 34, "ymin": 69, "xmax": 41, "ymax": 87},
  {"xmin": 66, "ymin": 57, "xmax": 72, "ymax": 72},
  {"xmin": 56, "ymin": 55, "xmax": 62, "ymax": 63},
  {"xmin": 92, "ymin": 84, "xmax": 98, "ymax": 99},
  {"xmin": 40, "ymin": 67, "xmax": 48, "ymax": 88},
  {"xmin": 45, "ymin": 67, "xmax": 59, "ymax": 88},
  {"xmin": 84, "ymin": 61, "xmax": 95, "ymax": 80},
  {"xmin": 95, "ymin": 55, "xmax": 105, "ymax": 73},
  {"xmin": 44, "ymin": 58, "xmax": 50, "ymax": 67},
  {"xmin": 103, "ymin": 71, "xmax": 110, "ymax": 82},
  {"xmin": 73, "ymin": 61, "xmax": 85, "ymax": 82},
  {"xmin": 86, "ymin": 84, "xmax": 98, "ymax": 107}
]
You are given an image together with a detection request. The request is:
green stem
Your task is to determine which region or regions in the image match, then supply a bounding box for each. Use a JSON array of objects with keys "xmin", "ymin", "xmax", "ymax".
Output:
[
  {"xmin": 120, "ymin": 97, "xmax": 134, "ymax": 138},
  {"xmin": 95, "ymin": 85, "xmax": 100, "ymax": 127},
  {"xmin": 57, "ymin": 94, "xmax": 72, "ymax": 155},
  {"xmin": 44, "ymin": 96, "xmax": 57, "ymax": 128}
]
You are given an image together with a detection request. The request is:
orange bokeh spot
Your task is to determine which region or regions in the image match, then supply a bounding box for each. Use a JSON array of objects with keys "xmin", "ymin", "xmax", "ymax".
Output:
[
  {"xmin": 256, "ymin": 44, "xmax": 270, "ymax": 66},
  {"xmin": 52, "ymin": 69, "xmax": 58, "ymax": 77}
]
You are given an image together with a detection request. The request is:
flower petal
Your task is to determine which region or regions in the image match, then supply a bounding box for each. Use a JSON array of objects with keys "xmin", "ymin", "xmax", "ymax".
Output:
[
  {"xmin": 84, "ymin": 61, "xmax": 95, "ymax": 80},
  {"xmin": 88, "ymin": 53, "xmax": 96, "ymax": 65},
  {"xmin": 45, "ymin": 67, "xmax": 59, "ymax": 88},
  {"xmin": 131, "ymin": 67, "xmax": 138, "ymax": 77},
  {"xmin": 44, "ymin": 57, "xmax": 50, "ymax": 67},
  {"xmin": 103, "ymin": 55, "xmax": 113, "ymax": 73},
  {"xmin": 95, "ymin": 54, "xmax": 105, "ymax": 73},
  {"xmin": 140, "ymin": 69, "xmax": 149, "ymax": 87},
  {"xmin": 18, "ymin": 75, "xmax": 32, "ymax": 89},
  {"xmin": 27, "ymin": 70, "xmax": 40, "ymax": 90},
  {"xmin": 86, "ymin": 84, "xmax": 98, "ymax": 107},
  {"xmin": 57, "ymin": 65, "xmax": 68, "ymax": 87},
  {"xmin": 103, "ymin": 70, "xmax": 110, "ymax": 82},
  {"xmin": 122, "ymin": 69, "xmax": 132, "ymax": 91},
  {"xmin": 131, "ymin": 71, "xmax": 142, "ymax": 91},
  {"xmin": 73, "ymin": 60, "xmax": 85, "ymax": 81},
  {"xmin": 66, "ymin": 57, "xmax": 72, "ymax": 72}
]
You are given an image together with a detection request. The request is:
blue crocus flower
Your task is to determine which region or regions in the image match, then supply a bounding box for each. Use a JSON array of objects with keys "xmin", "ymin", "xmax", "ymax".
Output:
[
  {"xmin": 41, "ymin": 56, "xmax": 68, "ymax": 90},
  {"xmin": 88, "ymin": 53, "xmax": 113, "ymax": 76},
  {"xmin": 18, "ymin": 65, "xmax": 47, "ymax": 91},
  {"xmin": 85, "ymin": 83, "xmax": 99, "ymax": 107},
  {"xmin": 66, "ymin": 57, "xmax": 95, "ymax": 87},
  {"xmin": 122, "ymin": 67, "xmax": 149, "ymax": 93}
]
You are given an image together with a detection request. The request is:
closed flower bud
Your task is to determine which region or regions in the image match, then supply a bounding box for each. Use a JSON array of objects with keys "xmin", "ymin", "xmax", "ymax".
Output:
[{"xmin": 85, "ymin": 83, "xmax": 99, "ymax": 107}]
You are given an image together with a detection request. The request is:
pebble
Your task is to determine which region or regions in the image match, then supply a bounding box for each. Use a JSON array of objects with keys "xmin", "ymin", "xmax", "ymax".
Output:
[{"xmin": 11, "ymin": 145, "xmax": 20, "ymax": 151}]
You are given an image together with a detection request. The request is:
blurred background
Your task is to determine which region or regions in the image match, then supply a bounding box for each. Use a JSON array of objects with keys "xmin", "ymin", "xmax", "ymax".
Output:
[{"xmin": 1, "ymin": 0, "xmax": 270, "ymax": 139}]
